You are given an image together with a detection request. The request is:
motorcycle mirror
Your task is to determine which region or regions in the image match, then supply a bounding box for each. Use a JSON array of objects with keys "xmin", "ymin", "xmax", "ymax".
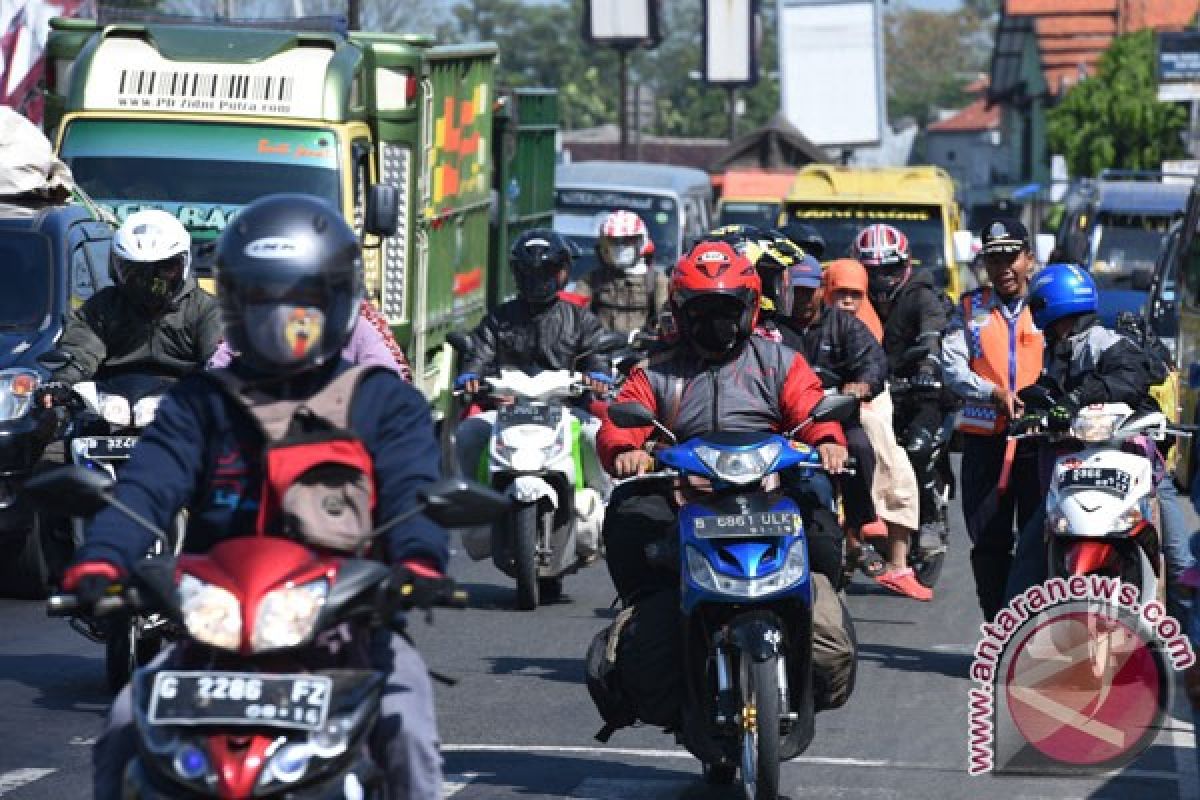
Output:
[
  {"xmin": 446, "ymin": 332, "xmax": 472, "ymax": 354},
  {"xmin": 810, "ymin": 394, "xmax": 859, "ymax": 424},
  {"xmin": 36, "ymin": 349, "xmax": 73, "ymax": 373},
  {"xmin": 418, "ymin": 479, "xmax": 512, "ymax": 528},
  {"xmin": 607, "ymin": 402, "xmax": 657, "ymax": 429},
  {"xmin": 1017, "ymin": 385, "xmax": 1056, "ymax": 411},
  {"xmin": 24, "ymin": 465, "xmax": 113, "ymax": 517}
]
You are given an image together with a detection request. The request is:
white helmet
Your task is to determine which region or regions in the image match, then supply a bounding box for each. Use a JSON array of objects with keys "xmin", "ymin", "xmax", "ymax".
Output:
[
  {"xmin": 110, "ymin": 210, "xmax": 192, "ymax": 312},
  {"xmin": 597, "ymin": 210, "xmax": 650, "ymax": 272}
]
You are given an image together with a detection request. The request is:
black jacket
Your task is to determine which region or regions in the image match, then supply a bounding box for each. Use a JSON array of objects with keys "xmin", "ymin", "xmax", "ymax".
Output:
[
  {"xmin": 776, "ymin": 308, "xmax": 888, "ymax": 398},
  {"xmin": 460, "ymin": 297, "xmax": 612, "ymax": 376},
  {"xmin": 876, "ymin": 269, "xmax": 949, "ymax": 377},
  {"xmin": 1047, "ymin": 315, "xmax": 1161, "ymax": 414},
  {"xmin": 54, "ymin": 278, "xmax": 221, "ymax": 385}
]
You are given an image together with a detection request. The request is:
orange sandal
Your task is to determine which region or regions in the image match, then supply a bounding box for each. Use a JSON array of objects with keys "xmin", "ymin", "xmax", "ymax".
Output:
[{"xmin": 876, "ymin": 567, "xmax": 933, "ymax": 602}]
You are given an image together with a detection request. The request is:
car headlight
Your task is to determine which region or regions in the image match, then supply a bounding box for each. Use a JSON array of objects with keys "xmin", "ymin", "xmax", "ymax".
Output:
[
  {"xmin": 685, "ymin": 543, "xmax": 806, "ymax": 598},
  {"xmin": 98, "ymin": 393, "xmax": 132, "ymax": 428},
  {"xmin": 1109, "ymin": 507, "xmax": 1143, "ymax": 534},
  {"xmin": 179, "ymin": 574, "xmax": 242, "ymax": 651},
  {"xmin": 1070, "ymin": 411, "xmax": 1122, "ymax": 443},
  {"xmin": 693, "ymin": 441, "xmax": 783, "ymax": 485},
  {"xmin": 251, "ymin": 579, "xmax": 328, "ymax": 653},
  {"xmin": 0, "ymin": 369, "xmax": 39, "ymax": 422}
]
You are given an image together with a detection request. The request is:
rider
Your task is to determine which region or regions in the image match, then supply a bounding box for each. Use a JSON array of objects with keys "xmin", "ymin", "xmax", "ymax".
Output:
[
  {"xmin": 942, "ymin": 218, "xmax": 1044, "ymax": 621},
  {"xmin": 45, "ymin": 209, "xmax": 221, "ymax": 387},
  {"xmin": 454, "ymin": 229, "xmax": 615, "ymax": 553},
  {"xmin": 574, "ymin": 210, "xmax": 668, "ymax": 337},
  {"xmin": 60, "ymin": 195, "xmax": 451, "ymax": 800},
  {"xmin": 1005, "ymin": 262, "xmax": 1193, "ymax": 604},
  {"xmin": 854, "ymin": 223, "xmax": 953, "ymax": 571},
  {"xmin": 597, "ymin": 240, "xmax": 849, "ymax": 597}
]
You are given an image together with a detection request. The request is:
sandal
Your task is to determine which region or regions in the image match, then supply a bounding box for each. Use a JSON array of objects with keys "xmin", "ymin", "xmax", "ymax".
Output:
[{"xmin": 876, "ymin": 567, "xmax": 933, "ymax": 602}]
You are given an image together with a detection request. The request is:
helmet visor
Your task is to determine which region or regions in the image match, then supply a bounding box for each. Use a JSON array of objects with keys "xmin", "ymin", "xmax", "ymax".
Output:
[
  {"xmin": 679, "ymin": 293, "xmax": 752, "ymax": 356},
  {"xmin": 113, "ymin": 252, "xmax": 188, "ymax": 310},
  {"xmin": 243, "ymin": 303, "xmax": 328, "ymax": 367}
]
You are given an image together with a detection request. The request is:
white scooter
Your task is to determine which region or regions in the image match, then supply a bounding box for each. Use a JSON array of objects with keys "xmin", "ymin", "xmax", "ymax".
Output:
[{"xmin": 461, "ymin": 368, "xmax": 605, "ymax": 610}]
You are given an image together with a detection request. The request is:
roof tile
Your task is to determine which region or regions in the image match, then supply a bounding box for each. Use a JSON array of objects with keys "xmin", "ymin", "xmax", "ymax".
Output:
[
  {"xmin": 1036, "ymin": 16, "xmax": 1117, "ymax": 35},
  {"xmin": 1007, "ymin": 0, "xmax": 1117, "ymax": 13},
  {"xmin": 926, "ymin": 98, "xmax": 1001, "ymax": 133}
]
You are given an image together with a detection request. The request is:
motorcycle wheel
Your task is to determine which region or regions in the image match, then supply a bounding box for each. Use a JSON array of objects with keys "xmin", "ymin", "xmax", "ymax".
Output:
[
  {"xmin": 514, "ymin": 503, "xmax": 540, "ymax": 611},
  {"xmin": 105, "ymin": 618, "xmax": 161, "ymax": 693},
  {"xmin": 740, "ymin": 656, "xmax": 781, "ymax": 800},
  {"xmin": 703, "ymin": 762, "xmax": 737, "ymax": 785}
]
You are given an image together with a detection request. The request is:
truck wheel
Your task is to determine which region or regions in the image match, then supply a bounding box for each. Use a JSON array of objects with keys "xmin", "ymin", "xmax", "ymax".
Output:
[{"xmin": 514, "ymin": 503, "xmax": 540, "ymax": 610}]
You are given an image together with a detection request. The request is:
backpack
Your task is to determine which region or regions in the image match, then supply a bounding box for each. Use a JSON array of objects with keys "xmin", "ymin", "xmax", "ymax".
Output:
[
  {"xmin": 207, "ymin": 365, "xmax": 381, "ymax": 553},
  {"xmin": 584, "ymin": 604, "xmax": 638, "ymax": 742}
]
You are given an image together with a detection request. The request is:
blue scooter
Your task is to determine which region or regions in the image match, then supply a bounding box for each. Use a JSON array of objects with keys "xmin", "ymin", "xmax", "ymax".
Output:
[{"xmin": 607, "ymin": 394, "xmax": 857, "ymax": 800}]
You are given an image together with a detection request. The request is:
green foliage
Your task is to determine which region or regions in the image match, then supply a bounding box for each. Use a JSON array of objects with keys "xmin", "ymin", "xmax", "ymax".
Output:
[
  {"xmin": 1047, "ymin": 29, "xmax": 1188, "ymax": 177},
  {"xmin": 885, "ymin": 5, "xmax": 992, "ymax": 126}
]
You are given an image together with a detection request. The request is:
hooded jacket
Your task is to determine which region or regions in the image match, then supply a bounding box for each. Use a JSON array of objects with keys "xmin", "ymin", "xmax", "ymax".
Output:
[
  {"xmin": 53, "ymin": 277, "xmax": 221, "ymax": 385},
  {"xmin": 1046, "ymin": 314, "xmax": 1163, "ymax": 414},
  {"xmin": 459, "ymin": 296, "xmax": 613, "ymax": 377}
]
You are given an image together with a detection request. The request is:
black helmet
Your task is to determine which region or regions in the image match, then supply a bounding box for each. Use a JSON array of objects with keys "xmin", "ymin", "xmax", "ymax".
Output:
[
  {"xmin": 510, "ymin": 229, "xmax": 571, "ymax": 304},
  {"xmin": 782, "ymin": 222, "xmax": 826, "ymax": 261},
  {"xmin": 215, "ymin": 194, "xmax": 362, "ymax": 377}
]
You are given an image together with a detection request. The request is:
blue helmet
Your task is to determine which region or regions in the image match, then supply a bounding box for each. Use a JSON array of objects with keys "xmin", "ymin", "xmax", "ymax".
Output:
[{"xmin": 1028, "ymin": 262, "xmax": 1097, "ymax": 330}]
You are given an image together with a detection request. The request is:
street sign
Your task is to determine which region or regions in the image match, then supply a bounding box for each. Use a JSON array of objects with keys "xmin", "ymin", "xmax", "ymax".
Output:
[
  {"xmin": 1157, "ymin": 31, "xmax": 1200, "ymax": 101},
  {"xmin": 581, "ymin": 0, "xmax": 663, "ymax": 48},
  {"xmin": 703, "ymin": 0, "xmax": 758, "ymax": 87}
]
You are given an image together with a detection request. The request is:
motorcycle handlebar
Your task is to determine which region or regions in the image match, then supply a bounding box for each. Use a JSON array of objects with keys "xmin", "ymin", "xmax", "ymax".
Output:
[{"xmin": 47, "ymin": 587, "xmax": 142, "ymax": 618}]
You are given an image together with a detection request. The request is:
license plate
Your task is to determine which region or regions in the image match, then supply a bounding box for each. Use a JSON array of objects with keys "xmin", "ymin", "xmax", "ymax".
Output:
[
  {"xmin": 1059, "ymin": 467, "xmax": 1131, "ymax": 495},
  {"xmin": 148, "ymin": 671, "xmax": 332, "ymax": 730},
  {"xmin": 499, "ymin": 404, "xmax": 558, "ymax": 427},
  {"xmin": 81, "ymin": 436, "xmax": 137, "ymax": 459},
  {"xmin": 693, "ymin": 512, "xmax": 799, "ymax": 539}
]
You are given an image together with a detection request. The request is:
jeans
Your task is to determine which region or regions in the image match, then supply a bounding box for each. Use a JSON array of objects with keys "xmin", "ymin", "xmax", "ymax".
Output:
[{"xmin": 94, "ymin": 633, "xmax": 442, "ymax": 799}]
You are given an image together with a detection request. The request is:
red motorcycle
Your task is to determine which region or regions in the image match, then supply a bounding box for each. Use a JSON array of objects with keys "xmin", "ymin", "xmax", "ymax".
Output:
[{"xmin": 30, "ymin": 466, "xmax": 508, "ymax": 799}]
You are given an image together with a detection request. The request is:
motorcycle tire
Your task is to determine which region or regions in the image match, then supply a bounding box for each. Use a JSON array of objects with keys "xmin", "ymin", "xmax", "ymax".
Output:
[
  {"xmin": 514, "ymin": 503, "xmax": 540, "ymax": 611},
  {"xmin": 703, "ymin": 762, "xmax": 737, "ymax": 785},
  {"xmin": 740, "ymin": 655, "xmax": 781, "ymax": 800},
  {"xmin": 105, "ymin": 618, "xmax": 161, "ymax": 693},
  {"xmin": 3, "ymin": 514, "xmax": 65, "ymax": 600}
]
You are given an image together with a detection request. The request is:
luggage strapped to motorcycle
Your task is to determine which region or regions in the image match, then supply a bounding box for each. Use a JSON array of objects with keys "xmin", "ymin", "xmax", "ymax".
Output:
[{"xmin": 206, "ymin": 365, "xmax": 384, "ymax": 553}]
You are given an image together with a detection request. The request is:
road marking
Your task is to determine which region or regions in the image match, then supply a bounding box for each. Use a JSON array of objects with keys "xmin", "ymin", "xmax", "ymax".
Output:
[
  {"xmin": 442, "ymin": 772, "xmax": 478, "ymax": 797},
  {"xmin": 69, "ymin": 736, "xmax": 96, "ymax": 746},
  {"xmin": 0, "ymin": 769, "xmax": 55, "ymax": 796}
]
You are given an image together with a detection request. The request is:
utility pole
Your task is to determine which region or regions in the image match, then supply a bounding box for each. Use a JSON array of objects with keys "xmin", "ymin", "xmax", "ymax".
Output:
[
  {"xmin": 347, "ymin": 0, "xmax": 361, "ymax": 30},
  {"xmin": 618, "ymin": 48, "xmax": 629, "ymax": 160},
  {"xmin": 727, "ymin": 86, "xmax": 737, "ymax": 141}
]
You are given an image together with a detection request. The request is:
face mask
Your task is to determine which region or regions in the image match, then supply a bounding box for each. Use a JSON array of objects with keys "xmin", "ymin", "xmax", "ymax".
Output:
[
  {"xmin": 687, "ymin": 308, "xmax": 744, "ymax": 356},
  {"xmin": 120, "ymin": 259, "xmax": 185, "ymax": 314},
  {"xmin": 518, "ymin": 273, "xmax": 561, "ymax": 305},
  {"xmin": 244, "ymin": 303, "xmax": 327, "ymax": 367},
  {"xmin": 611, "ymin": 244, "xmax": 639, "ymax": 269}
]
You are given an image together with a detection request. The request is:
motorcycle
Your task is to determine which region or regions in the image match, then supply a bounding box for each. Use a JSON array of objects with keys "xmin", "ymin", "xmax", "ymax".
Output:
[
  {"xmin": 29, "ymin": 465, "xmax": 508, "ymax": 799},
  {"xmin": 606, "ymin": 394, "xmax": 857, "ymax": 800}
]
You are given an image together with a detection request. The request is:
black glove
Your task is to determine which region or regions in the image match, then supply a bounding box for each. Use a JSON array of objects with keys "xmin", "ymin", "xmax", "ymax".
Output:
[
  {"xmin": 1011, "ymin": 412, "xmax": 1044, "ymax": 435},
  {"xmin": 1047, "ymin": 405, "xmax": 1073, "ymax": 433},
  {"xmin": 392, "ymin": 561, "xmax": 447, "ymax": 611},
  {"xmin": 912, "ymin": 367, "xmax": 941, "ymax": 392},
  {"xmin": 34, "ymin": 381, "xmax": 73, "ymax": 408}
]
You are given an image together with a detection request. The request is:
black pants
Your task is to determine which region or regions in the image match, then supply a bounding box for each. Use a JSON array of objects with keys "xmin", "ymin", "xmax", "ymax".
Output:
[
  {"xmin": 894, "ymin": 400, "xmax": 945, "ymax": 526},
  {"xmin": 603, "ymin": 477, "xmax": 845, "ymax": 605},
  {"xmin": 959, "ymin": 434, "xmax": 1041, "ymax": 621},
  {"xmin": 842, "ymin": 423, "xmax": 877, "ymax": 528}
]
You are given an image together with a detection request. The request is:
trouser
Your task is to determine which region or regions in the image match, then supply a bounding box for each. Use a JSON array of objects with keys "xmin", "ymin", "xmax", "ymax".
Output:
[
  {"xmin": 842, "ymin": 422, "xmax": 878, "ymax": 529},
  {"xmin": 455, "ymin": 408, "xmax": 610, "ymax": 497},
  {"xmin": 602, "ymin": 472, "xmax": 843, "ymax": 604},
  {"xmin": 959, "ymin": 434, "xmax": 1040, "ymax": 620},
  {"xmin": 94, "ymin": 633, "xmax": 442, "ymax": 800},
  {"xmin": 893, "ymin": 401, "xmax": 945, "ymax": 526}
]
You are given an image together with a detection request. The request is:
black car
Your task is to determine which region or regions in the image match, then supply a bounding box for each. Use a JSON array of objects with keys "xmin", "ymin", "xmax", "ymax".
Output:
[{"xmin": 0, "ymin": 196, "xmax": 114, "ymax": 597}]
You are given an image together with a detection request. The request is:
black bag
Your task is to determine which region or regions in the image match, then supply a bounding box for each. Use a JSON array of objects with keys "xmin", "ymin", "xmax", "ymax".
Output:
[{"xmin": 585, "ymin": 605, "xmax": 638, "ymax": 742}]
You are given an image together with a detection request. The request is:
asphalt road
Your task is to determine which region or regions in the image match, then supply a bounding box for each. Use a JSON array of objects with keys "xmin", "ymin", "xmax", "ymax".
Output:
[{"xmin": 0, "ymin": 466, "xmax": 1197, "ymax": 799}]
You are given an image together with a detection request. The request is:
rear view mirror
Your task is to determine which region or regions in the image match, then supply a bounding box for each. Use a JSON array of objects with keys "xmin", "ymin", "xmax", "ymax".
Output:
[
  {"xmin": 365, "ymin": 184, "xmax": 399, "ymax": 237},
  {"xmin": 810, "ymin": 394, "xmax": 858, "ymax": 424},
  {"xmin": 952, "ymin": 230, "xmax": 975, "ymax": 265},
  {"xmin": 24, "ymin": 465, "xmax": 113, "ymax": 517},
  {"xmin": 418, "ymin": 479, "xmax": 512, "ymax": 527},
  {"xmin": 1035, "ymin": 233, "xmax": 1056, "ymax": 265},
  {"xmin": 607, "ymin": 402, "xmax": 657, "ymax": 429}
]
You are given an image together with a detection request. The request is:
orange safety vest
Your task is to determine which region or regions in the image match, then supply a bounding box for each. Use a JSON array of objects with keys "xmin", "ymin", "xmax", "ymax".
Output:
[{"xmin": 956, "ymin": 288, "xmax": 1044, "ymax": 435}]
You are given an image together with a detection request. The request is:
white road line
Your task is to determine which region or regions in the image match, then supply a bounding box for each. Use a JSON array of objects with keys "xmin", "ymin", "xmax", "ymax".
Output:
[
  {"xmin": 0, "ymin": 769, "xmax": 56, "ymax": 797},
  {"xmin": 442, "ymin": 771, "xmax": 478, "ymax": 798}
]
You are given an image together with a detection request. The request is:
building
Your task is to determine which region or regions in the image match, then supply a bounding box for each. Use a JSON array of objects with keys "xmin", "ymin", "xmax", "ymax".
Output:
[
  {"xmin": 986, "ymin": 0, "xmax": 1199, "ymax": 187},
  {"xmin": 925, "ymin": 76, "xmax": 1008, "ymax": 224}
]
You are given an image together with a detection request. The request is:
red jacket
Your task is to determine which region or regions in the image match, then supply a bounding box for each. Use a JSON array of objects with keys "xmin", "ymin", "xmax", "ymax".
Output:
[{"xmin": 598, "ymin": 337, "xmax": 845, "ymax": 473}]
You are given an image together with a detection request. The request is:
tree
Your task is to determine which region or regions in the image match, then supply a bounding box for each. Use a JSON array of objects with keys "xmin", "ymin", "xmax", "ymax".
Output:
[
  {"xmin": 1047, "ymin": 29, "xmax": 1187, "ymax": 177},
  {"xmin": 885, "ymin": 5, "xmax": 991, "ymax": 127}
]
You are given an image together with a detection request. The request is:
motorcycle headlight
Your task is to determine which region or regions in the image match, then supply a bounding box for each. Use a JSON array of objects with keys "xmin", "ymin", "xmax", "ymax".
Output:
[
  {"xmin": 99, "ymin": 393, "xmax": 131, "ymax": 428},
  {"xmin": 693, "ymin": 441, "xmax": 783, "ymax": 485},
  {"xmin": 251, "ymin": 579, "xmax": 328, "ymax": 653},
  {"xmin": 0, "ymin": 369, "xmax": 39, "ymax": 422},
  {"xmin": 1070, "ymin": 411, "xmax": 1122, "ymax": 443},
  {"xmin": 685, "ymin": 543, "xmax": 806, "ymax": 598},
  {"xmin": 179, "ymin": 573, "xmax": 242, "ymax": 651}
]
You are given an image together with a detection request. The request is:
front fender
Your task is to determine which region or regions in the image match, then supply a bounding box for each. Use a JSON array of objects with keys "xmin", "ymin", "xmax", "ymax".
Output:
[
  {"xmin": 729, "ymin": 615, "xmax": 784, "ymax": 663},
  {"xmin": 507, "ymin": 476, "xmax": 559, "ymax": 507}
]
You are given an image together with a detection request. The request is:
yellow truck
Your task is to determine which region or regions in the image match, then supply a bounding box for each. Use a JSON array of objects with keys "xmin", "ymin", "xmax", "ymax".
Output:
[{"xmin": 780, "ymin": 165, "xmax": 973, "ymax": 298}]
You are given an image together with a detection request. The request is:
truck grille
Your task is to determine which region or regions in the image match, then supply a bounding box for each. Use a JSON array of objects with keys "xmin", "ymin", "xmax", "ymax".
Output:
[{"xmin": 379, "ymin": 143, "xmax": 411, "ymax": 324}]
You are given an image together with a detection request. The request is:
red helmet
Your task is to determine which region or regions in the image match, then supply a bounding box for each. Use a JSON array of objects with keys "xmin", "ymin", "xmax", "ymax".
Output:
[
  {"xmin": 852, "ymin": 223, "xmax": 911, "ymax": 303},
  {"xmin": 670, "ymin": 241, "xmax": 761, "ymax": 358}
]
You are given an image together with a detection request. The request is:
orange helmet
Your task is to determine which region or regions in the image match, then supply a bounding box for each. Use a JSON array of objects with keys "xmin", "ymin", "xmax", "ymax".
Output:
[
  {"xmin": 670, "ymin": 241, "xmax": 761, "ymax": 359},
  {"xmin": 824, "ymin": 258, "xmax": 870, "ymax": 295}
]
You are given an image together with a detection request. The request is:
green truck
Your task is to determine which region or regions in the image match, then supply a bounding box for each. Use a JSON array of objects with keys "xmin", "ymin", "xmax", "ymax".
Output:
[{"xmin": 41, "ymin": 12, "xmax": 557, "ymax": 408}]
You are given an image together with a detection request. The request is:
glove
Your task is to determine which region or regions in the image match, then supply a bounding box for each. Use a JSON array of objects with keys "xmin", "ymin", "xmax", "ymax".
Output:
[
  {"xmin": 392, "ymin": 559, "xmax": 446, "ymax": 610},
  {"xmin": 1012, "ymin": 412, "xmax": 1045, "ymax": 435},
  {"xmin": 453, "ymin": 372, "xmax": 479, "ymax": 390},
  {"xmin": 1047, "ymin": 405, "xmax": 1073, "ymax": 433},
  {"xmin": 585, "ymin": 371, "xmax": 614, "ymax": 386},
  {"xmin": 34, "ymin": 381, "xmax": 73, "ymax": 408},
  {"xmin": 61, "ymin": 560, "xmax": 123, "ymax": 609},
  {"xmin": 912, "ymin": 369, "xmax": 940, "ymax": 392}
]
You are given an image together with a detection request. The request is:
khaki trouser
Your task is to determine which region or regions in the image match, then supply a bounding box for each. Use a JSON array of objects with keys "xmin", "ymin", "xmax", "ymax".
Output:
[
  {"xmin": 858, "ymin": 388, "xmax": 920, "ymax": 532},
  {"xmin": 811, "ymin": 572, "xmax": 857, "ymax": 710}
]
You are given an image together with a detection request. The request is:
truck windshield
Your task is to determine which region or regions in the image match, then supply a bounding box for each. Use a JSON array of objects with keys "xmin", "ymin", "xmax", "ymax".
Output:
[
  {"xmin": 60, "ymin": 120, "xmax": 341, "ymax": 252},
  {"xmin": 717, "ymin": 202, "xmax": 782, "ymax": 230},
  {"xmin": 784, "ymin": 204, "xmax": 949, "ymax": 289},
  {"xmin": 1090, "ymin": 212, "xmax": 1174, "ymax": 290},
  {"xmin": 0, "ymin": 232, "xmax": 52, "ymax": 330},
  {"xmin": 554, "ymin": 189, "xmax": 679, "ymax": 279}
]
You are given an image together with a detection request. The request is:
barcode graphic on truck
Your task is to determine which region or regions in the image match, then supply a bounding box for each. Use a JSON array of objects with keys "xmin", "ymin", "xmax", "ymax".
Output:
[{"xmin": 117, "ymin": 70, "xmax": 294, "ymax": 103}]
